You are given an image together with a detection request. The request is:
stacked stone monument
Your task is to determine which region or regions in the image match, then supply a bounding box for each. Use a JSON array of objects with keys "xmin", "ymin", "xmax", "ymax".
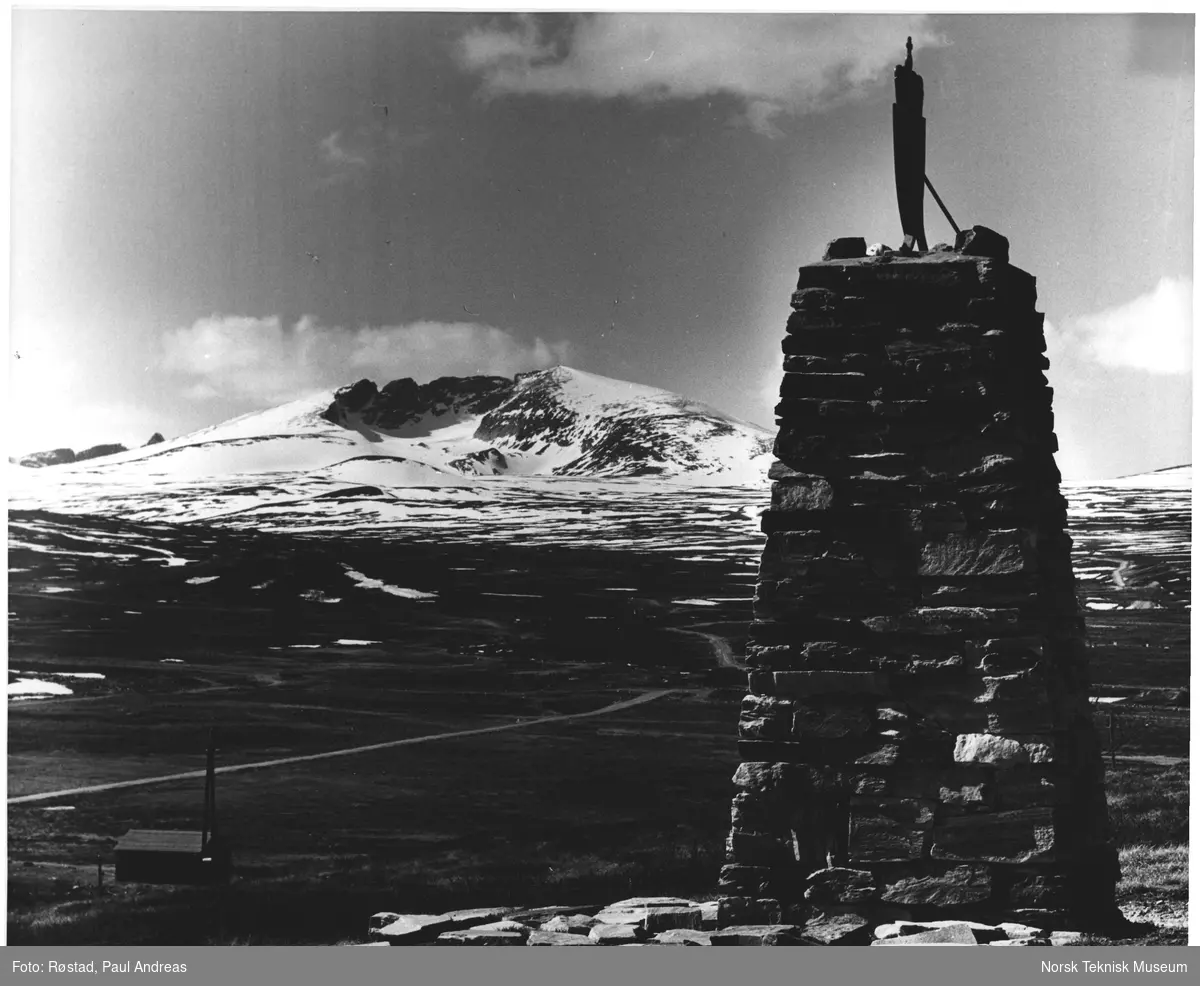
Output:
[{"xmin": 719, "ymin": 230, "xmax": 1120, "ymax": 941}]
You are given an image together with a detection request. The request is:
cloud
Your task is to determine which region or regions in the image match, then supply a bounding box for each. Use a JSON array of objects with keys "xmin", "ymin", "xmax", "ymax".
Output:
[
  {"xmin": 318, "ymin": 122, "xmax": 432, "ymax": 183},
  {"xmin": 320, "ymin": 131, "xmax": 369, "ymax": 170},
  {"xmin": 455, "ymin": 13, "xmax": 943, "ymax": 136},
  {"xmin": 1046, "ymin": 277, "xmax": 1192, "ymax": 375},
  {"xmin": 161, "ymin": 315, "xmax": 571, "ymax": 403}
]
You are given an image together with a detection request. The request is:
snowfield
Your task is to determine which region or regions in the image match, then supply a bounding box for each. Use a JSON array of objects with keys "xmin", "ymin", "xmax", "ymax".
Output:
[
  {"xmin": 8, "ymin": 367, "xmax": 778, "ymax": 529},
  {"xmin": 7, "ymin": 367, "xmax": 1189, "ymax": 625}
]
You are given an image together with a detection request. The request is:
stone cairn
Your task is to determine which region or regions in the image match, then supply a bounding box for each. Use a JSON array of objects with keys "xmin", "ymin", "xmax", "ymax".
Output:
[
  {"xmin": 358, "ymin": 229, "xmax": 1119, "ymax": 948},
  {"xmin": 718, "ymin": 228, "xmax": 1121, "ymax": 942}
]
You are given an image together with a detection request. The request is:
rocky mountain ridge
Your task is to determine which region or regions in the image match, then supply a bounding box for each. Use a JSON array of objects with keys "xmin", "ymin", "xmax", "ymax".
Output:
[
  {"xmin": 303, "ymin": 366, "xmax": 774, "ymax": 479},
  {"xmin": 9, "ymin": 367, "xmax": 774, "ymax": 485},
  {"xmin": 12, "ymin": 434, "xmax": 163, "ymax": 469}
]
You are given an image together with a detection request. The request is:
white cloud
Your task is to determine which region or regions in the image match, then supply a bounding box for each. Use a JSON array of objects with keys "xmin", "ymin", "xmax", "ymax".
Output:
[
  {"xmin": 319, "ymin": 131, "xmax": 368, "ymax": 170},
  {"xmin": 1047, "ymin": 277, "xmax": 1192, "ymax": 375},
  {"xmin": 318, "ymin": 122, "xmax": 431, "ymax": 183},
  {"xmin": 455, "ymin": 13, "xmax": 943, "ymax": 136},
  {"xmin": 160, "ymin": 315, "xmax": 571, "ymax": 403}
]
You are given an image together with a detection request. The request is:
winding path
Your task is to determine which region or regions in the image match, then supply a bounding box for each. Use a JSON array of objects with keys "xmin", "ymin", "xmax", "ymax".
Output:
[
  {"xmin": 8, "ymin": 688, "xmax": 678, "ymax": 805},
  {"xmin": 666, "ymin": 628, "xmax": 744, "ymax": 670}
]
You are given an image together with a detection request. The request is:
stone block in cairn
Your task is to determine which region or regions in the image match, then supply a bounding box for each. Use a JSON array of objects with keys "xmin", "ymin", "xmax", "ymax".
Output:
[{"xmin": 721, "ymin": 231, "xmax": 1120, "ymax": 934}]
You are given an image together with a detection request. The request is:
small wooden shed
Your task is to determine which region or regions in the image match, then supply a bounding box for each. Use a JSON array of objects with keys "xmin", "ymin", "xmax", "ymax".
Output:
[
  {"xmin": 115, "ymin": 731, "xmax": 231, "ymax": 884},
  {"xmin": 114, "ymin": 829, "xmax": 228, "ymax": 883}
]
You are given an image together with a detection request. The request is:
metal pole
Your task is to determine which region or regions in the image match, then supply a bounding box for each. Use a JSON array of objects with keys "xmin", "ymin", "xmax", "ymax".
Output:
[{"xmin": 923, "ymin": 175, "xmax": 961, "ymax": 236}]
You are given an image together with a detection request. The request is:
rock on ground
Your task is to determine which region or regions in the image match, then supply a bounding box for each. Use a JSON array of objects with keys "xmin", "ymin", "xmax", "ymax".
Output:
[
  {"xmin": 527, "ymin": 930, "xmax": 600, "ymax": 946},
  {"xmin": 371, "ymin": 914, "xmax": 458, "ymax": 944},
  {"xmin": 435, "ymin": 929, "xmax": 526, "ymax": 946}
]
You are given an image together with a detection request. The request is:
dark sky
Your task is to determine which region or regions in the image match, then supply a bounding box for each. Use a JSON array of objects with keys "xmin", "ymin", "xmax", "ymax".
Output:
[{"xmin": 10, "ymin": 11, "xmax": 1194, "ymax": 479}]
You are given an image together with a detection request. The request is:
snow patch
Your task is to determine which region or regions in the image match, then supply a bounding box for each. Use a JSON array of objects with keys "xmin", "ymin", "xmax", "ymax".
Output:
[
  {"xmin": 341, "ymin": 565, "xmax": 437, "ymax": 600},
  {"xmin": 300, "ymin": 590, "xmax": 341, "ymax": 604},
  {"xmin": 9, "ymin": 678, "xmax": 73, "ymax": 698}
]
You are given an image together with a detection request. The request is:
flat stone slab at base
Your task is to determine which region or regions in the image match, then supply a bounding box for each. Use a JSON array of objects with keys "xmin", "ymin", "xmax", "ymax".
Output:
[
  {"xmin": 710, "ymin": 925, "xmax": 815, "ymax": 946},
  {"xmin": 998, "ymin": 922, "xmax": 1051, "ymax": 940},
  {"xmin": 527, "ymin": 930, "xmax": 600, "ymax": 946},
  {"xmin": 508, "ymin": 904, "xmax": 604, "ymax": 923},
  {"xmin": 872, "ymin": 924, "xmax": 979, "ymax": 945},
  {"xmin": 589, "ymin": 923, "xmax": 645, "ymax": 944},
  {"xmin": 442, "ymin": 907, "xmax": 518, "ymax": 926},
  {"xmin": 371, "ymin": 914, "xmax": 458, "ymax": 944},
  {"xmin": 874, "ymin": 919, "xmax": 1054, "ymax": 945},
  {"xmin": 879, "ymin": 942, "xmax": 979, "ymax": 947},
  {"xmin": 468, "ymin": 920, "xmax": 532, "ymax": 934},
  {"xmin": 654, "ymin": 929, "xmax": 714, "ymax": 946},
  {"xmin": 593, "ymin": 900, "xmax": 704, "ymax": 932},
  {"xmin": 436, "ymin": 929, "xmax": 526, "ymax": 946},
  {"xmin": 876, "ymin": 920, "xmax": 1005, "ymax": 944},
  {"xmin": 608, "ymin": 896, "xmax": 700, "ymax": 908},
  {"xmin": 803, "ymin": 912, "xmax": 872, "ymax": 945},
  {"xmin": 369, "ymin": 906, "xmax": 515, "ymax": 939},
  {"xmin": 364, "ymin": 895, "xmax": 1090, "ymax": 946},
  {"xmin": 539, "ymin": 914, "xmax": 598, "ymax": 935}
]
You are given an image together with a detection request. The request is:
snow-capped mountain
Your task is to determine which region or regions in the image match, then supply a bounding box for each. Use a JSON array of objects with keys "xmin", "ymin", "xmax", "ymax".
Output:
[
  {"xmin": 319, "ymin": 366, "xmax": 773, "ymax": 479},
  {"xmin": 14, "ymin": 367, "xmax": 773, "ymax": 484}
]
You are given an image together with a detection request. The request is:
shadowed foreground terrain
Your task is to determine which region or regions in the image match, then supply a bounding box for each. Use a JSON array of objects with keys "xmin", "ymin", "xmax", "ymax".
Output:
[{"xmin": 7, "ymin": 479, "xmax": 1189, "ymax": 944}]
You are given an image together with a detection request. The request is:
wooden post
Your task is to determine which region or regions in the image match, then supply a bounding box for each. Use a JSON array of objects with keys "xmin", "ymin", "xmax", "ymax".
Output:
[{"xmin": 202, "ymin": 728, "xmax": 217, "ymax": 852}]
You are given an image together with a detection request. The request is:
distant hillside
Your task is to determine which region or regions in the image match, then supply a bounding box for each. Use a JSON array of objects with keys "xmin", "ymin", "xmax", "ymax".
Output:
[{"xmin": 11, "ymin": 367, "xmax": 773, "ymax": 484}]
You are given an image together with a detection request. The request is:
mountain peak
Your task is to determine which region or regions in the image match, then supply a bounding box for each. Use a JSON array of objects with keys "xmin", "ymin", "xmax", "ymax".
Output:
[{"xmin": 45, "ymin": 367, "xmax": 773, "ymax": 483}]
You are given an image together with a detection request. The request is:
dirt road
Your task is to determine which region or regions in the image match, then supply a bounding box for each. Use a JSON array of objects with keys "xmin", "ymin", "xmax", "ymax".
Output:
[{"xmin": 8, "ymin": 688, "xmax": 678, "ymax": 805}]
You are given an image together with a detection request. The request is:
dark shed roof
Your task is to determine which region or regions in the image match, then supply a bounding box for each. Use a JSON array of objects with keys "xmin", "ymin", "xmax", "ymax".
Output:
[{"xmin": 115, "ymin": 829, "xmax": 205, "ymax": 853}]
